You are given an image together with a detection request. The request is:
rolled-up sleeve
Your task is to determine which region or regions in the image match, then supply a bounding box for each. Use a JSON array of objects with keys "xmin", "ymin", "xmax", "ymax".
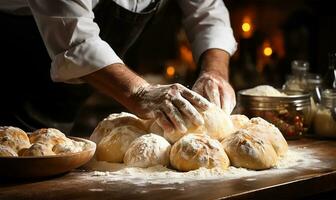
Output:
[
  {"xmin": 177, "ymin": 0, "xmax": 237, "ymax": 63},
  {"xmin": 27, "ymin": 0, "xmax": 123, "ymax": 83}
]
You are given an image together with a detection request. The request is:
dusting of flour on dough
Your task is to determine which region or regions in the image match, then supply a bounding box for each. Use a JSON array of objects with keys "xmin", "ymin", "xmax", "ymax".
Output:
[{"xmin": 80, "ymin": 146, "xmax": 321, "ymax": 185}]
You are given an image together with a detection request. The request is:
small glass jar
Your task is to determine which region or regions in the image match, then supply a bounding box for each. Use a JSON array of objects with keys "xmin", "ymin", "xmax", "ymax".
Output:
[
  {"xmin": 236, "ymin": 90, "xmax": 313, "ymax": 140},
  {"xmin": 313, "ymin": 89, "xmax": 336, "ymax": 138},
  {"xmin": 283, "ymin": 60, "xmax": 310, "ymax": 92}
]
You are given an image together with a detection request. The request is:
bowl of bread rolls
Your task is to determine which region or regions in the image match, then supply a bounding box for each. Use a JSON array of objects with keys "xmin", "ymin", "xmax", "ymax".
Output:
[
  {"xmin": 236, "ymin": 85, "xmax": 313, "ymax": 140},
  {"xmin": 0, "ymin": 126, "xmax": 96, "ymax": 178}
]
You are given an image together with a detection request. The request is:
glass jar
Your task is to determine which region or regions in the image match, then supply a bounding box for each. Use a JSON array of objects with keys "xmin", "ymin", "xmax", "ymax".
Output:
[
  {"xmin": 283, "ymin": 60, "xmax": 310, "ymax": 92},
  {"xmin": 236, "ymin": 90, "xmax": 313, "ymax": 140},
  {"xmin": 313, "ymin": 89, "xmax": 336, "ymax": 138}
]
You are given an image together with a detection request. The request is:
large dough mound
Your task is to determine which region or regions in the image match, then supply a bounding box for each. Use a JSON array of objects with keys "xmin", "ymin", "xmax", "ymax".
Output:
[
  {"xmin": 221, "ymin": 129, "xmax": 278, "ymax": 170},
  {"xmin": 246, "ymin": 117, "xmax": 288, "ymax": 157},
  {"xmin": 124, "ymin": 133, "xmax": 171, "ymax": 167},
  {"xmin": 96, "ymin": 126, "xmax": 145, "ymax": 162},
  {"xmin": 90, "ymin": 112, "xmax": 147, "ymax": 144},
  {"xmin": 170, "ymin": 134, "xmax": 230, "ymax": 172},
  {"xmin": 150, "ymin": 105, "xmax": 235, "ymax": 143},
  {"xmin": 0, "ymin": 126, "xmax": 30, "ymax": 153}
]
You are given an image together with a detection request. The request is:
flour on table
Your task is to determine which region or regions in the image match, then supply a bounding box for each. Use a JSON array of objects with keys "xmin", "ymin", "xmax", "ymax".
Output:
[{"xmin": 80, "ymin": 146, "xmax": 321, "ymax": 185}]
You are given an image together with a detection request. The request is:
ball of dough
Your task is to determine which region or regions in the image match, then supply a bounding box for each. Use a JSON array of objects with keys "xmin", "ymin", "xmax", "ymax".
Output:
[
  {"xmin": 21, "ymin": 143, "xmax": 56, "ymax": 156},
  {"xmin": 0, "ymin": 126, "xmax": 30, "ymax": 152},
  {"xmin": 90, "ymin": 112, "xmax": 147, "ymax": 144},
  {"xmin": 29, "ymin": 128, "xmax": 67, "ymax": 147},
  {"xmin": 152, "ymin": 105, "xmax": 235, "ymax": 143},
  {"xmin": 96, "ymin": 126, "xmax": 145, "ymax": 162},
  {"xmin": 0, "ymin": 144, "xmax": 18, "ymax": 157},
  {"xmin": 124, "ymin": 133, "xmax": 171, "ymax": 167},
  {"xmin": 247, "ymin": 117, "xmax": 288, "ymax": 157},
  {"xmin": 230, "ymin": 114, "xmax": 250, "ymax": 130},
  {"xmin": 52, "ymin": 138, "xmax": 86, "ymax": 154},
  {"xmin": 221, "ymin": 129, "xmax": 278, "ymax": 170},
  {"xmin": 170, "ymin": 134, "xmax": 230, "ymax": 172}
]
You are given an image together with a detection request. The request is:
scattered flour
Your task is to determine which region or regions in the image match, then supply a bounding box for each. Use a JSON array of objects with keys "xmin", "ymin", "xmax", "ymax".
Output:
[{"xmin": 80, "ymin": 146, "xmax": 321, "ymax": 185}]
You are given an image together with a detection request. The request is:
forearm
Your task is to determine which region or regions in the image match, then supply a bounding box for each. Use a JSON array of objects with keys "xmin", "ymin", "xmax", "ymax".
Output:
[
  {"xmin": 199, "ymin": 49, "xmax": 230, "ymax": 81},
  {"xmin": 82, "ymin": 63, "xmax": 149, "ymax": 112}
]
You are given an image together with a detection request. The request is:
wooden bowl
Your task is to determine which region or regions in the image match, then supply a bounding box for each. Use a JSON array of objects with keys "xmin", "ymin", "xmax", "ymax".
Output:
[{"xmin": 0, "ymin": 137, "xmax": 96, "ymax": 178}]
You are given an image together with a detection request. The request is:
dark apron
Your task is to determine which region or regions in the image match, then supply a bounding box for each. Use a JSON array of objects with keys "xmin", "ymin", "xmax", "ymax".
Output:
[{"xmin": 0, "ymin": 0, "xmax": 164, "ymax": 133}]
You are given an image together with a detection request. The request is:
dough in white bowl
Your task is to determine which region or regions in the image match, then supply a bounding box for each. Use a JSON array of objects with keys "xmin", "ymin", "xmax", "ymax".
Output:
[
  {"xmin": 124, "ymin": 133, "xmax": 171, "ymax": 168},
  {"xmin": 96, "ymin": 126, "xmax": 145, "ymax": 162},
  {"xmin": 170, "ymin": 134, "xmax": 230, "ymax": 172}
]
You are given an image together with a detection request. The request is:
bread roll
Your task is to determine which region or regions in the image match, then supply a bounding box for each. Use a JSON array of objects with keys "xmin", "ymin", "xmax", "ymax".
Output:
[
  {"xmin": 0, "ymin": 144, "xmax": 18, "ymax": 157},
  {"xmin": 0, "ymin": 126, "xmax": 30, "ymax": 152},
  {"xmin": 170, "ymin": 134, "xmax": 230, "ymax": 172},
  {"xmin": 230, "ymin": 114, "xmax": 250, "ymax": 130},
  {"xmin": 124, "ymin": 133, "xmax": 171, "ymax": 168},
  {"xmin": 52, "ymin": 138, "xmax": 86, "ymax": 154},
  {"xmin": 247, "ymin": 117, "xmax": 288, "ymax": 157},
  {"xmin": 25, "ymin": 128, "xmax": 85, "ymax": 156},
  {"xmin": 151, "ymin": 105, "xmax": 235, "ymax": 143},
  {"xmin": 90, "ymin": 112, "xmax": 147, "ymax": 144},
  {"xmin": 29, "ymin": 128, "xmax": 67, "ymax": 146},
  {"xmin": 221, "ymin": 129, "xmax": 278, "ymax": 170},
  {"xmin": 96, "ymin": 126, "xmax": 145, "ymax": 162},
  {"xmin": 21, "ymin": 143, "xmax": 56, "ymax": 156}
]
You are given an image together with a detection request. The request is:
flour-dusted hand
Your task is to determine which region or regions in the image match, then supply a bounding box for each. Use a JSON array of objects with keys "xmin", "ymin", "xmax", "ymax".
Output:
[
  {"xmin": 193, "ymin": 72, "xmax": 236, "ymax": 114},
  {"xmin": 132, "ymin": 83, "xmax": 211, "ymax": 134}
]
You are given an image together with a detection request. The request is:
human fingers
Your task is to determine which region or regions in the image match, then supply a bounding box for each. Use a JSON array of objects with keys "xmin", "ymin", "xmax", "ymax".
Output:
[
  {"xmin": 181, "ymin": 87, "xmax": 211, "ymax": 111},
  {"xmin": 161, "ymin": 100, "xmax": 187, "ymax": 133},
  {"xmin": 154, "ymin": 110, "xmax": 174, "ymax": 134},
  {"xmin": 172, "ymin": 94, "xmax": 204, "ymax": 126},
  {"xmin": 205, "ymin": 79, "xmax": 221, "ymax": 108},
  {"xmin": 219, "ymin": 85, "xmax": 236, "ymax": 114}
]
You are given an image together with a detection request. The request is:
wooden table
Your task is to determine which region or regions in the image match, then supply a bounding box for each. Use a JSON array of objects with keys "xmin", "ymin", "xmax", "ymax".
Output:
[{"xmin": 1, "ymin": 138, "xmax": 336, "ymax": 200}]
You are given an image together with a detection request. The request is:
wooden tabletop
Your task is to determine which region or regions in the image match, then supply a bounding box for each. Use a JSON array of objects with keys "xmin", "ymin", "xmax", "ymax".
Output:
[{"xmin": 1, "ymin": 138, "xmax": 336, "ymax": 200}]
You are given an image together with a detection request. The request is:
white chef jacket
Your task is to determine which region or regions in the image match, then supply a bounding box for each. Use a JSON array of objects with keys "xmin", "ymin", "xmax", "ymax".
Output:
[{"xmin": 0, "ymin": 0, "xmax": 237, "ymax": 83}]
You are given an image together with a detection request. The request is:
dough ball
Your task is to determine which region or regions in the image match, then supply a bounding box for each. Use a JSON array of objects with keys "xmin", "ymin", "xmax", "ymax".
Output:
[
  {"xmin": 96, "ymin": 126, "xmax": 145, "ymax": 162},
  {"xmin": 29, "ymin": 128, "xmax": 67, "ymax": 146},
  {"xmin": 28, "ymin": 128, "xmax": 85, "ymax": 155},
  {"xmin": 0, "ymin": 126, "xmax": 30, "ymax": 152},
  {"xmin": 21, "ymin": 143, "xmax": 56, "ymax": 156},
  {"xmin": 170, "ymin": 134, "xmax": 230, "ymax": 172},
  {"xmin": 0, "ymin": 144, "xmax": 18, "ymax": 157},
  {"xmin": 52, "ymin": 138, "xmax": 86, "ymax": 154},
  {"xmin": 153, "ymin": 105, "xmax": 235, "ymax": 143},
  {"xmin": 124, "ymin": 133, "xmax": 171, "ymax": 167},
  {"xmin": 247, "ymin": 117, "xmax": 288, "ymax": 157},
  {"xmin": 90, "ymin": 112, "xmax": 147, "ymax": 144},
  {"xmin": 221, "ymin": 129, "xmax": 278, "ymax": 170},
  {"xmin": 230, "ymin": 114, "xmax": 250, "ymax": 130}
]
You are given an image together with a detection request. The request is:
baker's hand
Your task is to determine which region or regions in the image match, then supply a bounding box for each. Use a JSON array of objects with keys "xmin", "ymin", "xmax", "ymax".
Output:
[
  {"xmin": 192, "ymin": 71, "xmax": 236, "ymax": 114},
  {"xmin": 132, "ymin": 83, "xmax": 211, "ymax": 134}
]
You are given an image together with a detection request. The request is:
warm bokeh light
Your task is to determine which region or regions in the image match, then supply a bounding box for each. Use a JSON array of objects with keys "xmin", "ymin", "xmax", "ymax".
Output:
[
  {"xmin": 242, "ymin": 22, "xmax": 251, "ymax": 32},
  {"xmin": 263, "ymin": 47, "xmax": 273, "ymax": 56},
  {"xmin": 166, "ymin": 66, "xmax": 175, "ymax": 77}
]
